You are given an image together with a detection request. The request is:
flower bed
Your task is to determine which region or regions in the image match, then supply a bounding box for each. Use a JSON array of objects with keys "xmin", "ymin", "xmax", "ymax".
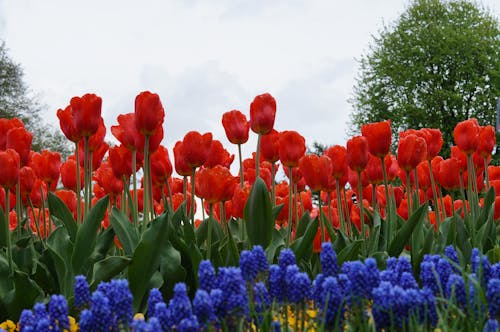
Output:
[
  {"xmin": 2, "ymin": 244, "xmax": 500, "ymax": 331},
  {"xmin": 0, "ymin": 91, "xmax": 499, "ymax": 330}
]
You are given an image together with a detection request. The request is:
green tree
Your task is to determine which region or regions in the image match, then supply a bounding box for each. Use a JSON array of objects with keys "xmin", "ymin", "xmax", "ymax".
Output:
[
  {"xmin": 0, "ymin": 41, "xmax": 71, "ymax": 157},
  {"xmin": 349, "ymin": 0, "xmax": 500, "ymax": 156}
]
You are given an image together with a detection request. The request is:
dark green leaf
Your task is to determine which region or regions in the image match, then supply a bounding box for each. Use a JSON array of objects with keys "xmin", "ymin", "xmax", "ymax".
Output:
[
  {"xmin": 272, "ymin": 204, "xmax": 284, "ymax": 221},
  {"xmin": 244, "ymin": 177, "xmax": 273, "ymax": 248},
  {"xmin": 110, "ymin": 207, "xmax": 139, "ymax": 256},
  {"xmin": 265, "ymin": 229, "xmax": 285, "ymax": 263},
  {"xmin": 71, "ymin": 195, "xmax": 109, "ymax": 275},
  {"xmin": 48, "ymin": 192, "xmax": 78, "ymax": 242},
  {"xmin": 388, "ymin": 204, "xmax": 427, "ymax": 257},
  {"xmin": 292, "ymin": 217, "xmax": 318, "ymax": 262},
  {"xmin": 128, "ymin": 213, "xmax": 169, "ymax": 312},
  {"xmin": 337, "ymin": 240, "xmax": 362, "ymax": 264},
  {"xmin": 0, "ymin": 207, "xmax": 7, "ymax": 247},
  {"xmin": 91, "ymin": 256, "xmax": 131, "ymax": 287},
  {"xmin": 296, "ymin": 212, "xmax": 312, "ymax": 239}
]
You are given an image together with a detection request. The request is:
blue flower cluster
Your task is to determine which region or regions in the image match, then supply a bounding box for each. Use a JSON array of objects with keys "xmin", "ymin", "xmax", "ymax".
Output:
[
  {"xmin": 18, "ymin": 295, "xmax": 70, "ymax": 332},
  {"xmin": 15, "ymin": 243, "xmax": 500, "ymax": 331}
]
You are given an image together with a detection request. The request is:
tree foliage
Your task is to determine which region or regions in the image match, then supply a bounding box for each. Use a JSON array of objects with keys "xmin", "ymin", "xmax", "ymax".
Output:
[
  {"xmin": 349, "ymin": 0, "xmax": 500, "ymax": 156},
  {"xmin": 0, "ymin": 41, "xmax": 71, "ymax": 157}
]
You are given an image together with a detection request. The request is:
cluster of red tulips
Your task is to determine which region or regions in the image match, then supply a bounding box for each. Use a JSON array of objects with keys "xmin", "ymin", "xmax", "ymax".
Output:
[{"xmin": 0, "ymin": 90, "xmax": 498, "ymax": 252}]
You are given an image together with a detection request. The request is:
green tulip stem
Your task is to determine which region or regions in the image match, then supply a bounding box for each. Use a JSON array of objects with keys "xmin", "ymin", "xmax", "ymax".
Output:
[
  {"xmin": 318, "ymin": 192, "xmax": 325, "ymax": 243},
  {"xmin": 143, "ymin": 136, "xmax": 151, "ymax": 226},
  {"xmin": 271, "ymin": 163, "xmax": 276, "ymax": 206},
  {"xmin": 255, "ymin": 134, "xmax": 262, "ymax": 179},
  {"xmin": 357, "ymin": 170, "xmax": 366, "ymax": 254},
  {"xmin": 287, "ymin": 166, "xmax": 294, "ymax": 247},
  {"xmin": 238, "ymin": 143, "xmax": 244, "ymax": 188},
  {"xmin": 427, "ymin": 159, "xmax": 441, "ymax": 227},
  {"xmin": 131, "ymin": 149, "xmax": 138, "ymax": 228},
  {"xmin": 4, "ymin": 187, "xmax": 13, "ymax": 276},
  {"xmin": 207, "ymin": 203, "xmax": 213, "ymax": 260},
  {"xmin": 190, "ymin": 168, "xmax": 196, "ymax": 226},
  {"xmin": 75, "ymin": 142, "xmax": 82, "ymax": 224},
  {"xmin": 336, "ymin": 178, "xmax": 346, "ymax": 233}
]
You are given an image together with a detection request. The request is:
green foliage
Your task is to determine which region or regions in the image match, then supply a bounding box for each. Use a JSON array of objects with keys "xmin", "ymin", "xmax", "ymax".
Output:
[
  {"xmin": 0, "ymin": 41, "xmax": 71, "ymax": 157},
  {"xmin": 349, "ymin": 0, "xmax": 500, "ymax": 156}
]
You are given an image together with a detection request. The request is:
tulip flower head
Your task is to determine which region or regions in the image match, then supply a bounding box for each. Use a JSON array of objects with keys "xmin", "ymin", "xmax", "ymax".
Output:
[
  {"xmin": 361, "ymin": 120, "xmax": 391, "ymax": 158},
  {"xmin": 134, "ymin": 91, "xmax": 165, "ymax": 136},
  {"xmin": 70, "ymin": 93, "xmax": 103, "ymax": 138},
  {"xmin": 279, "ymin": 131, "xmax": 306, "ymax": 168},
  {"xmin": 250, "ymin": 93, "xmax": 277, "ymax": 135},
  {"xmin": 453, "ymin": 118, "xmax": 479, "ymax": 155},
  {"xmin": 222, "ymin": 110, "xmax": 250, "ymax": 145},
  {"xmin": 346, "ymin": 136, "xmax": 369, "ymax": 173}
]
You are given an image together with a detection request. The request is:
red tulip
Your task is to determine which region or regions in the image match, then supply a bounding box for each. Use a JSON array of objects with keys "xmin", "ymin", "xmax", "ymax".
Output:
[
  {"xmin": 431, "ymin": 156, "xmax": 443, "ymax": 181},
  {"xmin": 204, "ymin": 140, "xmax": 234, "ymax": 169},
  {"xmin": 30, "ymin": 150, "xmax": 61, "ymax": 191},
  {"xmin": 477, "ymin": 125, "xmax": 496, "ymax": 158},
  {"xmin": 244, "ymin": 166, "xmax": 273, "ymax": 189},
  {"xmin": 19, "ymin": 166, "xmax": 36, "ymax": 202},
  {"xmin": 346, "ymin": 136, "xmax": 369, "ymax": 172},
  {"xmin": 222, "ymin": 110, "xmax": 250, "ymax": 144},
  {"xmin": 28, "ymin": 208, "xmax": 51, "ymax": 238},
  {"xmin": 173, "ymin": 141, "xmax": 192, "ymax": 177},
  {"xmin": 365, "ymin": 154, "xmax": 383, "ymax": 185},
  {"xmin": 134, "ymin": 91, "xmax": 165, "ymax": 136},
  {"xmin": 397, "ymin": 134, "xmax": 427, "ymax": 172},
  {"xmin": 78, "ymin": 139, "xmax": 110, "ymax": 171},
  {"xmin": 249, "ymin": 93, "xmax": 277, "ymax": 135},
  {"xmin": 0, "ymin": 118, "xmax": 24, "ymax": 150},
  {"xmin": 450, "ymin": 146, "xmax": 467, "ymax": 173},
  {"xmin": 279, "ymin": 131, "xmax": 306, "ymax": 168},
  {"xmin": 93, "ymin": 160, "xmax": 124, "ymax": 197},
  {"xmin": 324, "ymin": 145, "xmax": 348, "ymax": 180},
  {"xmin": 453, "ymin": 118, "xmax": 479, "ymax": 155},
  {"xmin": 6, "ymin": 127, "xmax": 33, "ymax": 166},
  {"xmin": 195, "ymin": 165, "xmax": 237, "ymax": 204},
  {"xmin": 108, "ymin": 145, "xmax": 136, "ymax": 180},
  {"xmin": 150, "ymin": 145, "xmax": 173, "ymax": 184},
  {"xmin": 438, "ymin": 158, "xmax": 461, "ymax": 191},
  {"xmin": 0, "ymin": 149, "xmax": 20, "ymax": 189},
  {"xmin": 111, "ymin": 113, "xmax": 142, "ymax": 151},
  {"xmin": 298, "ymin": 154, "xmax": 332, "ymax": 192},
  {"xmin": 260, "ymin": 129, "xmax": 280, "ymax": 163},
  {"xmin": 181, "ymin": 131, "xmax": 213, "ymax": 169},
  {"xmin": 0, "ymin": 188, "xmax": 16, "ymax": 211},
  {"xmin": 416, "ymin": 161, "xmax": 431, "ymax": 191},
  {"xmin": 168, "ymin": 192, "xmax": 196, "ymax": 215},
  {"xmin": 57, "ymin": 105, "xmax": 80, "ymax": 143},
  {"xmin": 361, "ymin": 120, "xmax": 391, "ymax": 157},
  {"xmin": 488, "ymin": 166, "xmax": 500, "ymax": 181},
  {"xmin": 55, "ymin": 189, "xmax": 78, "ymax": 220},
  {"xmin": 70, "ymin": 93, "xmax": 102, "ymax": 137},
  {"xmin": 420, "ymin": 128, "xmax": 443, "ymax": 159},
  {"xmin": 385, "ymin": 154, "xmax": 400, "ymax": 182},
  {"xmin": 60, "ymin": 157, "xmax": 84, "ymax": 192}
]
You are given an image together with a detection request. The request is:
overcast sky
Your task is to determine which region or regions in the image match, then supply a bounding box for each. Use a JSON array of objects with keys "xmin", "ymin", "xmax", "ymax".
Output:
[{"xmin": 0, "ymin": 0, "xmax": 499, "ymax": 162}]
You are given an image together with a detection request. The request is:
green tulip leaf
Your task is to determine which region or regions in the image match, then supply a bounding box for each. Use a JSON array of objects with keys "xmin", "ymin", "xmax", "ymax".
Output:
[
  {"xmin": 110, "ymin": 207, "xmax": 139, "ymax": 256},
  {"xmin": 128, "ymin": 212, "xmax": 169, "ymax": 312},
  {"xmin": 71, "ymin": 195, "xmax": 109, "ymax": 275},
  {"xmin": 388, "ymin": 204, "xmax": 427, "ymax": 257},
  {"xmin": 48, "ymin": 192, "xmax": 78, "ymax": 242},
  {"xmin": 244, "ymin": 177, "xmax": 273, "ymax": 248},
  {"xmin": 91, "ymin": 256, "xmax": 131, "ymax": 287}
]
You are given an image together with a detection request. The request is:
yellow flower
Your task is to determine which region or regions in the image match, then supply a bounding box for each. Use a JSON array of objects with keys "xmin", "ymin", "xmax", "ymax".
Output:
[
  {"xmin": 134, "ymin": 313, "xmax": 145, "ymax": 320},
  {"xmin": 0, "ymin": 320, "xmax": 17, "ymax": 332},
  {"xmin": 66, "ymin": 316, "xmax": 78, "ymax": 332}
]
